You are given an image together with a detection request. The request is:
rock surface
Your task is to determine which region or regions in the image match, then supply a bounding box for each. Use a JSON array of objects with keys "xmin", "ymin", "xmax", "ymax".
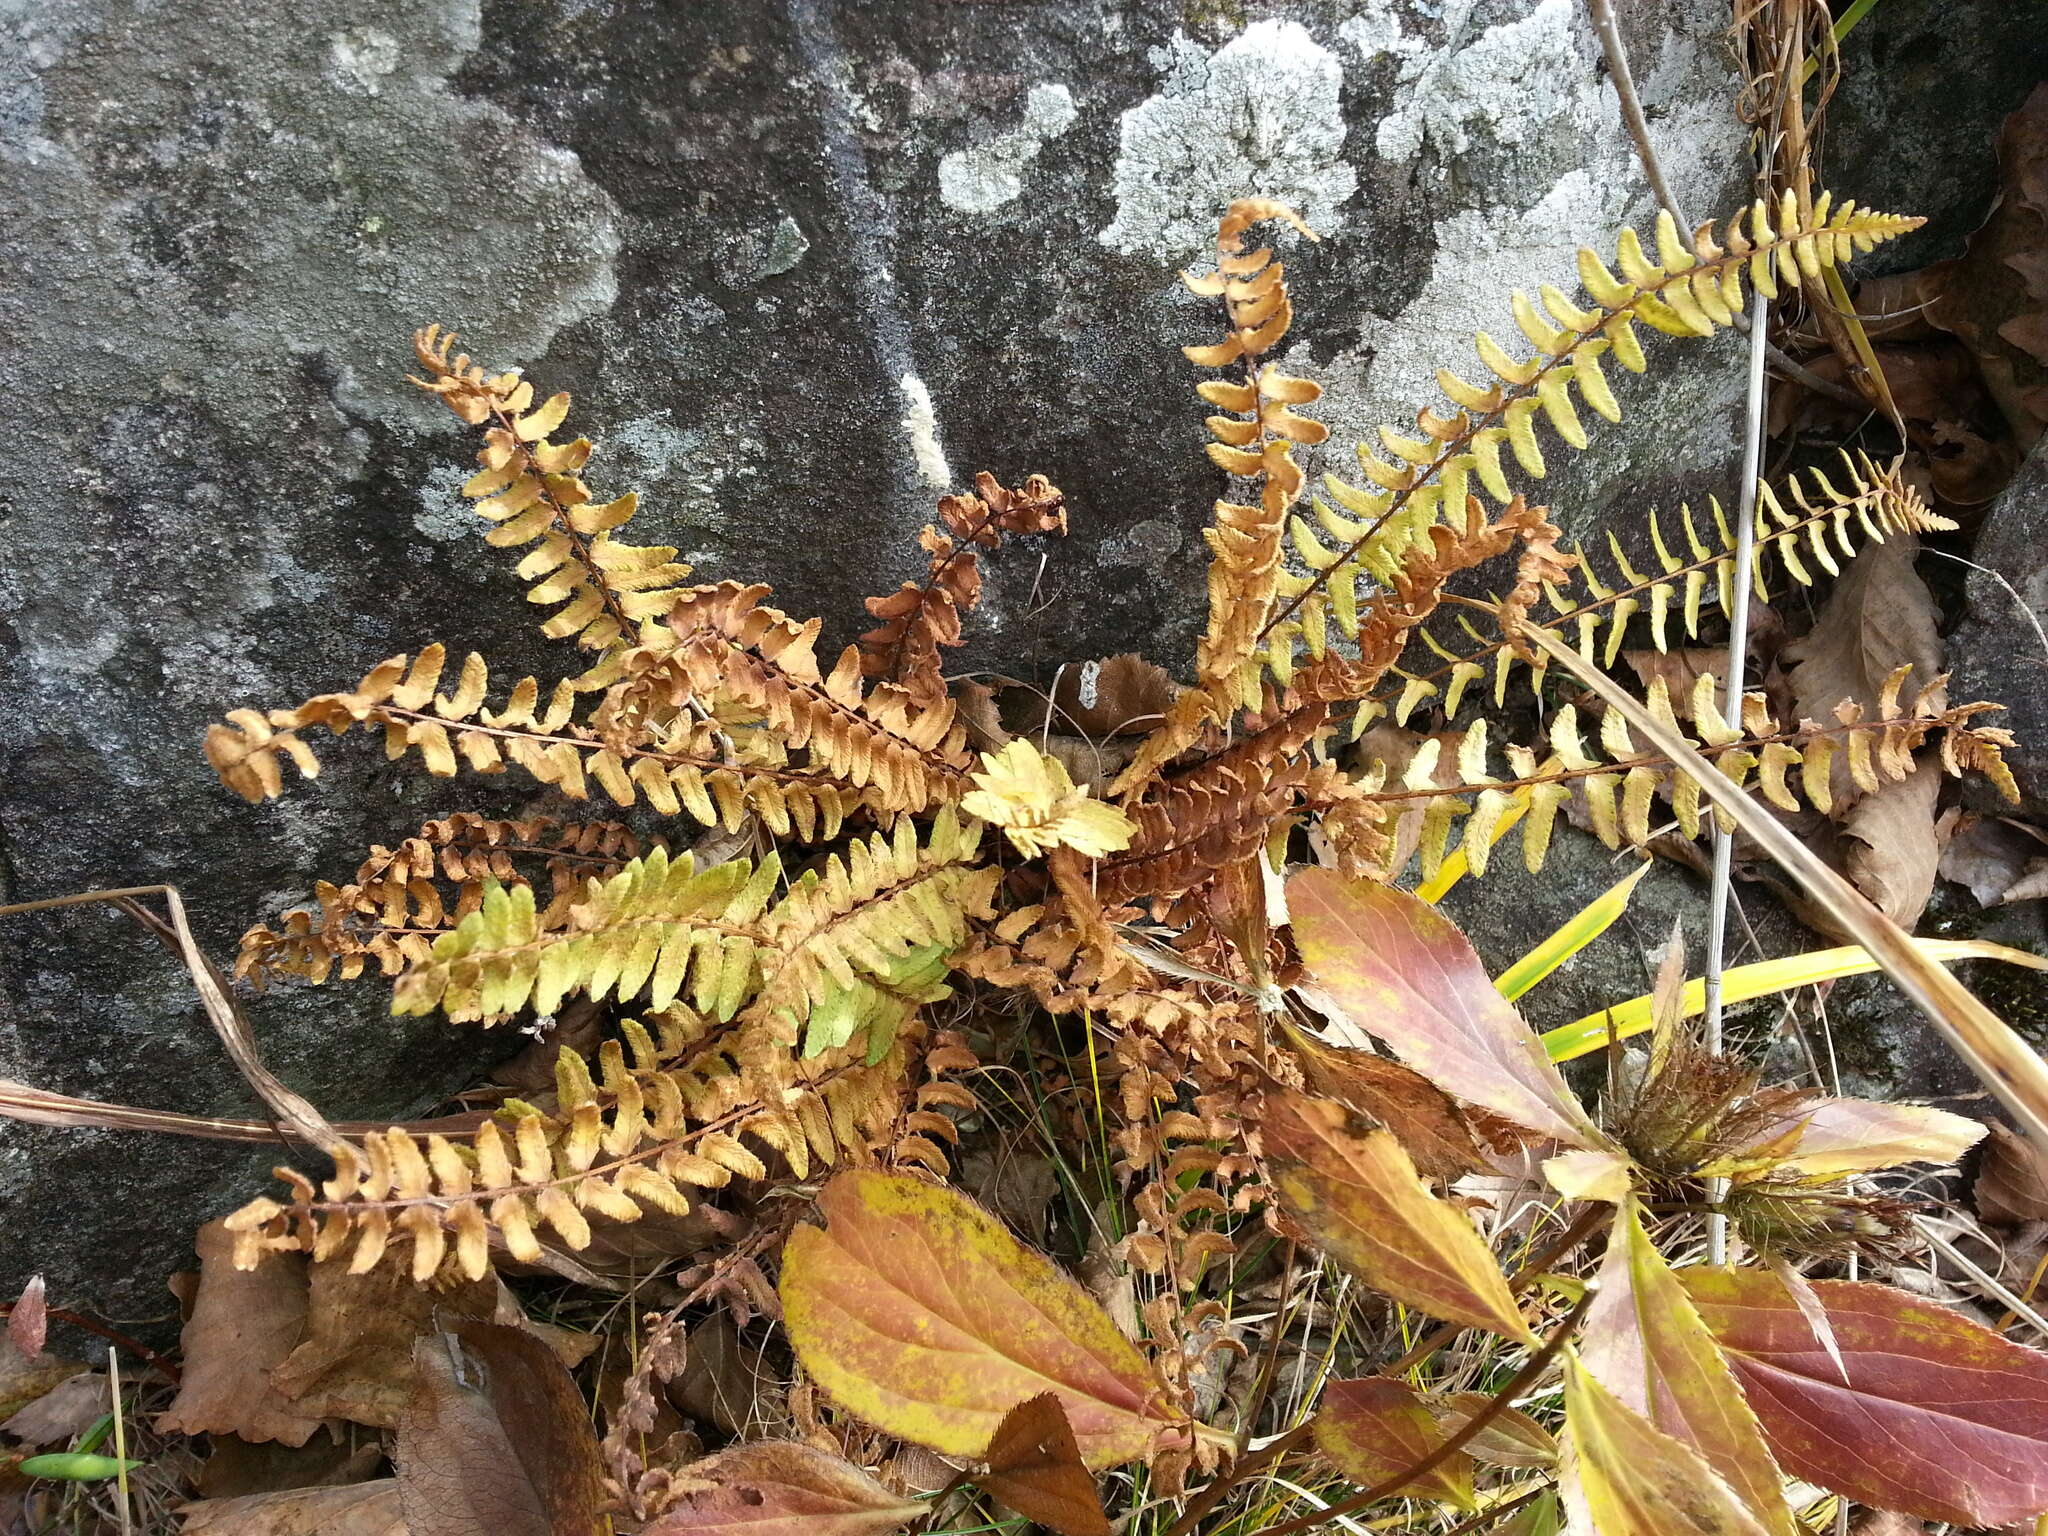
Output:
[
  {"xmin": 1952, "ymin": 438, "xmax": 2048, "ymax": 816},
  {"xmin": 0, "ymin": 0, "xmax": 1832, "ymax": 1315}
]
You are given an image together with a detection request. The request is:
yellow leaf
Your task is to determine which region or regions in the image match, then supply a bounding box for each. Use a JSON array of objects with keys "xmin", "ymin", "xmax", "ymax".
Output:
[{"xmin": 960, "ymin": 740, "xmax": 1135, "ymax": 860}]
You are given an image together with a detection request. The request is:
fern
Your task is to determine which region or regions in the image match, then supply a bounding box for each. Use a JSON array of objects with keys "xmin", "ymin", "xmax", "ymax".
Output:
[
  {"xmin": 165, "ymin": 187, "xmax": 2020, "ymax": 1302},
  {"xmin": 1394, "ymin": 453, "xmax": 1957, "ymax": 720},
  {"xmin": 1260, "ymin": 198, "xmax": 1923, "ymax": 693}
]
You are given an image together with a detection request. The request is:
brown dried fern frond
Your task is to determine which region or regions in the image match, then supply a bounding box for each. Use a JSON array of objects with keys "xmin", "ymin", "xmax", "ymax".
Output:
[
  {"xmin": 859, "ymin": 472, "xmax": 1066, "ymax": 704},
  {"xmin": 203, "ymin": 644, "xmax": 873, "ymax": 838},
  {"xmin": 1184, "ymin": 199, "xmax": 1329, "ymax": 716},
  {"xmin": 237, "ymin": 813, "xmax": 648, "ymax": 987}
]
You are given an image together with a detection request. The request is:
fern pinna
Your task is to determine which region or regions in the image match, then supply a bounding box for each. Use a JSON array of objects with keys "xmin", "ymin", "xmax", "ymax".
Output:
[{"xmin": 203, "ymin": 191, "xmax": 2013, "ymax": 1332}]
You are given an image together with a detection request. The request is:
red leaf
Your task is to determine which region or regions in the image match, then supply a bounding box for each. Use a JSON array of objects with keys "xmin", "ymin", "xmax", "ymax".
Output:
[
  {"xmin": 1313, "ymin": 1377, "xmax": 1475, "ymax": 1509},
  {"xmin": 394, "ymin": 1321, "xmax": 609, "ymax": 1536},
  {"xmin": 642, "ymin": 1442, "xmax": 924, "ymax": 1536},
  {"xmin": 1286, "ymin": 870, "xmax": 1600, "ymax": 1147},
  {"xmin": 1682, "ymin": 1267, "xmax": 2048, "ymax": 1526},
  {"xmin": 1259, "ymin": 1089, "xmax": 1535, "ymax": 1342},
  {"xmin": 976, "ymin": 1393, "xmax": 1111, "ymax": 1536},
  {"xmin": 7, "ymin": 1275, "xmax": 46, "ymax": 1361},
  {"xmin": 779, "ymin": 1170, "xmax": 1178, "ymax": 1468}
]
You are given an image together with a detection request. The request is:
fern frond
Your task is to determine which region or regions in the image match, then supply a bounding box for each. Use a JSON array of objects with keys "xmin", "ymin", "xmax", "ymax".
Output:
[
  {"xmin": 1319, "ymin": 672, "xmax": 2017, "ymax": 882},
  {"xmin": 203, "ymin": 645, "xmax": 873, "ymax": 838},
  {"xmin": 389, "ymin": 808, "xmax": 995, "ymax": 1029},
  {"xmin": 659, "ymin": 582, "xmax": 974, "ymax": 814},
  {"xmin": 1185, "ymin": 199, "xmax": 1328, "ymax": 716},
  {"xmin": 236, "ymin": 813, "xmax": 647, "ymax": 987},
  {"xmin": 220, "ymin": 1013, "xmax": 933, "ymax": 1280},
  {"xmin": 1257, "ymin": 197, "xmax": 1923, "ymax": 690},
  {"xmin": 860, "ymin": 472, "xmax": 1066, "ymax": 703},
  {"xmin": 1411, "ymin": 454, "xmax": 1956, "ymax": 718},
  {"xmin": 411, "ymin": 326, "xmax": 693, "ymax": 664}
]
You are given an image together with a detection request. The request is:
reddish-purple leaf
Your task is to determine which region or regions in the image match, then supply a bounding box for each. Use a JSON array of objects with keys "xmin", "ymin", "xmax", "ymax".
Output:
[
  {"xmin": 1580, "ymin": 1205, "xmax": 1797, "ymax": 1536},
  {"xmin": 7, "ymin": 1275, "xmax": 46, "ymax": 1360},
  {"xmin": 1260, "ymin": 1089, "xmax": 1535, "ymax": 1343},
  {"xmin": 642, "ymin": 1442, "xmax": 924, "ymax": 1536},
  {"xmin": 1682, "ymin": 1267, "xmax": 2048, "ymax": 1526},
  {"xmin": 1287, "ymin": 869, "xmax": 1600, "ymax": 1147},
  {"xmin": 1313, "ymin": 1376, "xmax": 1475, "ymax": 1509},
  {"xmin": 976, "ymin": 1392, "xmax": 1110, "ymax": 1536}
]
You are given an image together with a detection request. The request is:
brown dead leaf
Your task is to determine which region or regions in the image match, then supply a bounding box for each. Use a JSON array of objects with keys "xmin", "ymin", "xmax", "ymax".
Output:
[
  {"xmin": 394, "ymin": 1321, "xmax": 608, "ymax": 1536},
  {"xmin": 669, "ymin": 1313, "xmax": 785, "ymax": 1440},
  {"xmin": 1783, "ymin": 534, "xmax": 1945, "ymax": 804},
  {"xmin": 194, "ymin": 1429, "xmax": 385, "ymax": 1502},
  {"xmin": 0, "ymin": 1370, "xmax": 108, "ymax": 1445},
  {"xmin": 0, "ymin": 1350, "xmax": 85, "ymax": 1424},
  {"xmin": 973, "ymin": 1392, "xmax": 1111, "ymax": 1536},
  {"xmin": 1975, "ymin": 1122, "xmax": 2048, "ymax": 1227},
  {"xmin": 179, "ymin": 1479, "xmax": 408, "ymax": 1535},
  {"xmin": 1840, "ymin": 757, "xmax": 1949, "ymax": 928},
  {"xmin": 644, "ymin": 1441, "xmax": 924, "ymax": 1535},
  {"xmin": 1277, "ymin": 1019, "xmax": 1485, "ymax": 1180},
  {"xmin": 7, "ymin": 1276, "xmax": 45, "ymax": 1361},
  {"xmin": 156, "ymin": 1222, "xmax": 323, "ymax": 1447},
  {"xmin": 1846, "ymin": 1511, "xmax": 1928, "ymax": 1536},
  {"xmin": 1922, "ymin": 82, "xmax": 2048, "ymax": 449},
  {"xmin": 1623, "ymin": 649, "xmax": 1726, "ymax": 720},
  {"xmin": 269, "ymin": 1256, "xmax": 498, "ymax": 1430},
  {"xmin": 1050, "ymin": 654, "xmax": 1178, "ymax": 737}
]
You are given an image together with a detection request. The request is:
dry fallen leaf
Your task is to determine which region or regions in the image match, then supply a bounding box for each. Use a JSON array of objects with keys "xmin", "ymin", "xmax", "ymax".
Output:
[
  {"xmin": 643, "ymin": 1441, "xmax": 924, "ymax": 1535},
  {"xmin": 0, "ymin": 1349, "xmax": 85, "ymax": 1425},
  {"xmin": 0, "ymin": 1371, "xmax": 108, "ymax": 1446},
  {"xmin": 270, "ymin": 1255, "xmax": 498, "ymax": 1429},
  {"xmin": 1922, "ymin": 82, "xmax": 2048, "ymax": 448},
  {"xmin": 179, "ymin": 1479, "xmax": 408, "ymax": 1535},
  {"xmin": 974, "ymin": 1392, "xmax": 1111, "ymax": 1536},
  {"xmin": 394, "ymin": 1320, "xmax": 609, "ymax": 1536},
  {"xmin": 1050, "ymin": 654, "xmax": 1177, "ymax": 737},
  {"xmin": 1781, "ymin": 536, "xmax": 1948, "ymax": 925},
  {"xmin": 156, "ymin": 1221, "xmax": 323, "ymax": 1448},
  {"xmin": 1975, "ymin": 1122, "xmax": 2048, "ymax": 1227}
]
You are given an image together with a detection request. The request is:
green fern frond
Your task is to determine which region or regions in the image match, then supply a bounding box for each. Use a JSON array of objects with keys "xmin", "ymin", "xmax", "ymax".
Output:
[
  {"xmin": 1318, "ymin": 668, "xmax": 2015, "ymax": 882},
  {"xmin": 1394, "ymin": 453, "xmax": 1955, "ymax": 722},
  {"xmin": 1257, "ymin": 195, "xmax": 1924, "ymax": 692}
]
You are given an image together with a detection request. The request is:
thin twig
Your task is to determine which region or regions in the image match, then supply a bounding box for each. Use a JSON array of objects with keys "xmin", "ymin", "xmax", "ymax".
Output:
[
  {"xmin": 1586, "ymin": 0, "xmax": 1687, "ymax": 227},
  {"xmin": 0, "ymin": 1303, "xmax": 181, "ymax": 1384}
]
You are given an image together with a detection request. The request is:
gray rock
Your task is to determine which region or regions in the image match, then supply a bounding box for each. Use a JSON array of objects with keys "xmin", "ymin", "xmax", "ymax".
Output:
[
  {"xmin": 1951, "ymin": 438, "xmax": 2048, "ymax": 817},
  {"xmin": 1, "ymin": 0, "xmax": 1771, "ymax": 1316},
  {"xmin": 1824, "ymin": 0, "xmax": 2048, "ymax": 277}
]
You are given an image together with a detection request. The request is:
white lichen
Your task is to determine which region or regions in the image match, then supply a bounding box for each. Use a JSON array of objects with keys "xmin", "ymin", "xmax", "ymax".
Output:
[
  {"xmin": 898, "ymin": 374, "xmax": 952, "ymax": 489},
  {"xmin": 939, "ymin": 84, "xmax": 1078, "ymax": 215},
  {"xmin": 1098, "ymin": 20, "xmax": 1355, "ymax": 261}
]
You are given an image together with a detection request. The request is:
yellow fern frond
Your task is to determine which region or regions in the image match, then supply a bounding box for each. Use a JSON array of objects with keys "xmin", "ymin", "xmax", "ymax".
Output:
[
  {"xmin": 962, "ymin": 739, "xmax": 1137, "ymax": 859},
  {"xmin": 412, "ymin": 326, "xmax": 693, "ymax": 663},
  {"xmin": 1253, "ymin": 197, "xmax": 1923, "ymax": 696}
]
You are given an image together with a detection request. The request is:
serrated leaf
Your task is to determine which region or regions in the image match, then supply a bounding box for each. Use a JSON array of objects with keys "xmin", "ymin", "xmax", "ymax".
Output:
[
  {"xmin": 642, "ymin": 1442, "xmax": 924, "ymax": 1536},
  {"xmin": 1287, "ymin": 869, "xmax": 1601, "ymax": 1147},
  {"xmin": 975, "ymin": 1392, "xmax": 1111, "ymax": 1536},
  {"xmin": 1561, "ymin": 1356, "xmax": 1772, "ymax": 1536},
  {"xmin": 1259, "ymin": 1088, "xmax": 1534, "ymax": 1342},
  {"xmin": 1681, "ymin": 1267, "xmax": 2048, "ymax": 1526},
  {"xmin": 1579, "ymin": 1205, "xmax": 1798, "ymax": 1536},
  {"xmin": 1313, "ymin": 1376, "xmax": 1475, "ymax": 1509},
  {"xmin": 779, "ymin": 1171, "xmax": 1175, "ymax": 1469}
]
